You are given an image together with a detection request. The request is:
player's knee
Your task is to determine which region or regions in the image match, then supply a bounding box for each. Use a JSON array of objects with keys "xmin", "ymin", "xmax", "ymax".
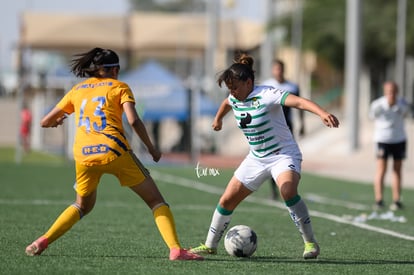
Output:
[
  {"xmin": 279, "ymin": 185, "xmax": 298, "ymax": 201},
  {"xmin": 151, "ymin": 202, "xmax": 169, "ymax": 212},
  {"xmin": 71, "ymin": 202, "xmax": 89, "ymax": 218},
  {"xmin": 217, "ymin": 199, "xmax": 236, "ymax": 212},
  {"xmin": 75, "ymin": 200, "xmax": 95, "ymax": 216}
]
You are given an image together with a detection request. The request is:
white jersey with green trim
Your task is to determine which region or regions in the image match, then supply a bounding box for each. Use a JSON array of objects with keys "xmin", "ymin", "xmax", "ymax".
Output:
[{"xmin": 228, "ymin": 85, "xmax": 302, "ymax": 159}]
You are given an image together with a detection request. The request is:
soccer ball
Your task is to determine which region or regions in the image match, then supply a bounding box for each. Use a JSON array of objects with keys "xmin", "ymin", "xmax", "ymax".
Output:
[{"xmin": 224, "ymin": 225, "xmax": 257, "ymax": 257}]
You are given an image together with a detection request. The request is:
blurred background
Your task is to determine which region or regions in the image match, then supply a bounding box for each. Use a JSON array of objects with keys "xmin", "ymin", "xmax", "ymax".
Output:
[{"xmin": 1, "ymin": 0, "xmax": 413, "ymax": 166}]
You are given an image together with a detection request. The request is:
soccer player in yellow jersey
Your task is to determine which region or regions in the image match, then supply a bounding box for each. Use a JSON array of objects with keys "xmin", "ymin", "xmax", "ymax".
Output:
[{"xmin": 25, "ymin": 48, "xmax": 203, "ymax": 261}]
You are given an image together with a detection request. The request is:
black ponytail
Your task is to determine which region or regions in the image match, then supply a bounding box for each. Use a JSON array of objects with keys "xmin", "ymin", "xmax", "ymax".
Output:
[
  {"xmin": 70, "ymin": 48, "xmax": 120, "ymax": 78},
  {"xmin": 217, "ymin": 53, "xmax": 255, "ymax": 88}
]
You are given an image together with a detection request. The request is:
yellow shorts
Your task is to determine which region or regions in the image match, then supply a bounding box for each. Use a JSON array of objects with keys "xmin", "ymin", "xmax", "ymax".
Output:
[{"xmin": 74, "ymin": 151, "xmax": 149, "ymax": 197}]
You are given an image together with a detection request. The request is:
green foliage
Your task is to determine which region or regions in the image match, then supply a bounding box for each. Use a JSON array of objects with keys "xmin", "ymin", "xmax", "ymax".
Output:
[
  {"xmin": 302, "ymin": 0, "xmax": 346, "ymax": 69},
  {"xmin": 270, "ymin": 0, "xmax": 414, "ymax": 72},
  {"xmin": 269, "ymin": 0, "xmax": 346, "ymax": 69}
]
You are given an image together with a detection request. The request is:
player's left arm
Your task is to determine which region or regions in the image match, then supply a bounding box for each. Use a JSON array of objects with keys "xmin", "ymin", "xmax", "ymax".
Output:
[
  {"xmin": 123, "ymin": 101, "xmax": 161, "ymax": 162},
  {"xmin": 284, "ymin": 93, "xmax": 339, "ymax": 128}
]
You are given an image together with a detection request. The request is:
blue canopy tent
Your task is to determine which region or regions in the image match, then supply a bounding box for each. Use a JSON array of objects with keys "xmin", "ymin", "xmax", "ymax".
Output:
[{"xmin": 120, "ymin": 60, "xmax": 218, "ymax": 122}]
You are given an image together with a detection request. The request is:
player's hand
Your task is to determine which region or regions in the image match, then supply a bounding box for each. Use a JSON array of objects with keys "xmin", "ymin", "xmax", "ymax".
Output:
[
  {"xmin": 212, "ymin": 119, "xmax": 223, "ymax": 131},
  {"xmin": 53, "ymin": 115, "xmax": 67, "ymax": 127},
  {"xmin": 321, "ymin": 113, "xmax": 340, "ymax": 128},
  {"xmin": 149, "ymin": 147, "xmax": 162, "ymax": 162}
]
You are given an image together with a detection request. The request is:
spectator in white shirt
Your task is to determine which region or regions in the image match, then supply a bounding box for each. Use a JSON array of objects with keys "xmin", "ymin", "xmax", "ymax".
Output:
[{"xmin": 369, "ymin": 81, "xmax": 410, "ymax": 211}]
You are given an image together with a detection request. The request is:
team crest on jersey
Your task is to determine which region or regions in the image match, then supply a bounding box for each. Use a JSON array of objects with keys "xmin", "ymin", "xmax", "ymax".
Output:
[{"xmin": 252, "ymin": 97, "xmax": 260, "ymax": 108}]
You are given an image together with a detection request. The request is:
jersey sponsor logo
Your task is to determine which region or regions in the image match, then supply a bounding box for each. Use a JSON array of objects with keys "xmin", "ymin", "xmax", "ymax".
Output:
[
  {"xmin": 82, "ymin": 144, "xmax": 109, "ymax": 155},
  {"xmin": 239, "ymin": 113, "xmax": 252, "ymax": 128},
  {"xmin": 244, "ymin": 129, "xmax": 256, "ymax": 134},
  {"xmin": 75, "ymin": 81, "xmax": 114, "ymax": 90},
  {"xmin": 248, "ymin": 135, "xmax": 265, "ymax": 142}
]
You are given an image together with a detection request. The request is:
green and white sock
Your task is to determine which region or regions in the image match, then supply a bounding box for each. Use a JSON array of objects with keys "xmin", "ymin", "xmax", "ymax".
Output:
[
  {"xmin": 286, "ymin": 195, "xmax": 316, "ymax": 243},
  {"xmin": 205, "ymin": 204, "xmax": 233, "ymax": 248}
]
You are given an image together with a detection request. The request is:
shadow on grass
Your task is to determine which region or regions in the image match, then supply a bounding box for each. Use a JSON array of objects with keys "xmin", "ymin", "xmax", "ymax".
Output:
[
  {"xmin": 41, "ymin": 254, "xmax": 414, "ymax": 265},
  {"xmin": 223, "ymin": 256, "xmax": 414, "ymax": 265}
]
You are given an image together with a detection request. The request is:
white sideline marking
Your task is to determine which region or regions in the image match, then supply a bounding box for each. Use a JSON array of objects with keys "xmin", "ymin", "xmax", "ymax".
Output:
[
  {"xmin": 0, "ymin": 199, "xmax": 274, "ymax": 214},
  {"xmin": 304, "ymin": 193, "xmax": 370, "ymax": 210},
  {"xmin": 151, "ymin": 171, "xmax": 414, "ymax": 241},
  {"xmin": 0, "ymin": 199, "xmax": 71, "ymax": 206}
]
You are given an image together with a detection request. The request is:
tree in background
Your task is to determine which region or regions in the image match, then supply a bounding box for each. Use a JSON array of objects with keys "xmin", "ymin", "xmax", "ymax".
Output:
[{"xmin": 270, "ymin": 0, "xmax": 414, "ymax": 97}]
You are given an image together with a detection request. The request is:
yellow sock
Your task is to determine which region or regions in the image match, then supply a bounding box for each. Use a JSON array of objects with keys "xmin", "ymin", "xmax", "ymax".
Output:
[
  {"xmin": 43, "ymin": 204, "xmax": 81, "ymax": 244},
  {"xmin": 153, "ymin": 204, "xmax": 180, "ymax": 249}
]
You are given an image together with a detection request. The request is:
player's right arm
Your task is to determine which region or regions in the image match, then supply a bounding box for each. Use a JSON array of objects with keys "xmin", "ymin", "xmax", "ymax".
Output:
[
  {"xmin": 212, "ymin": 98, "xmax": 232, "ymax": 131},
  {"xmin": 40, "ymin": 107, "xmax": 67, "ymax": 128},
  {"xmin": 41, "ymin": 89, "xmax": 74, "ymax": 128}
]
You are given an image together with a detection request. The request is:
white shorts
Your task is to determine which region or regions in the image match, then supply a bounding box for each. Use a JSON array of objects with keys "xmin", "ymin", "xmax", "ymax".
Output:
[{"xmin": 234, "ymin": 153, "xmax": 302, "ymax": 191}]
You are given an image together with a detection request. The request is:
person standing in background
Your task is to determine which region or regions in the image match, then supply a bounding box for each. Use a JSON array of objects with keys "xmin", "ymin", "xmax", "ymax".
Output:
[
  {"xmin": 20, "ymin": 103, "xmax": 32, "ymax": 153},
  {"xmin": 262, "ymin": 59, "xmax": 305, "ymax": 136},
  {"xmin": 369, "ymin": 81, "xmax": 410, "ymax": 211},
  {"xmin": 262, "ymin": 59, "xmax": 305, "ymax": 200}
]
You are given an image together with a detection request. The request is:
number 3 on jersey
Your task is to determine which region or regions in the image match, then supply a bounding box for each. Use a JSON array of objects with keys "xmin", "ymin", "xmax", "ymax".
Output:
[{"xmin": 78, "ymin": 97, "xmax": 107, "ymax": 132}]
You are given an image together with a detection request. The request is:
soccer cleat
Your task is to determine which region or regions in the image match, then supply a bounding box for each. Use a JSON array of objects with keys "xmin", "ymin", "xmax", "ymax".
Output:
[
  {"xmin": 25, "ymin": 236, "xmax": 49, "ymax": 256},
  {"xmin": 389, "ymin": 201, "xmax": 403, "ymax": 211},
  {"xmin": 169, "ymin": 248, "xmax": 204, "ymax": 261},
  {"xmin": 303, "ymin": 242, "xmax": 320, "ymax": 259},
  {"xmin": 189, "ymin": 243, "xmax": 217, "ymax": 255}
]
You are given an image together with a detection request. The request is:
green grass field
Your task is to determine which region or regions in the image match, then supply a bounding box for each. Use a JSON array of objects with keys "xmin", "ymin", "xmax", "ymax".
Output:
[{"xmin": 1, "ymin": 147, "xmax": 414, "ymax": 274}]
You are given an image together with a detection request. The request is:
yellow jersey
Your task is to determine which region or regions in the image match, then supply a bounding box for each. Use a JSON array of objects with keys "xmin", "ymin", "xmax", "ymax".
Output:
[{"xmin": 57, "ymin": 77, "xmax": 135, "ymax": 166}]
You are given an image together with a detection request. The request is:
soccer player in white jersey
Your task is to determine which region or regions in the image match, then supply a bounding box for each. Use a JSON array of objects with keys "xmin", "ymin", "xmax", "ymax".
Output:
[
  {"xmin": 190, "ymin": 53, "xmax": 339, "ymax": 259},
  {"xmin": 369, "ymin": 81, "xmax": 410, "ymax": 211}
]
